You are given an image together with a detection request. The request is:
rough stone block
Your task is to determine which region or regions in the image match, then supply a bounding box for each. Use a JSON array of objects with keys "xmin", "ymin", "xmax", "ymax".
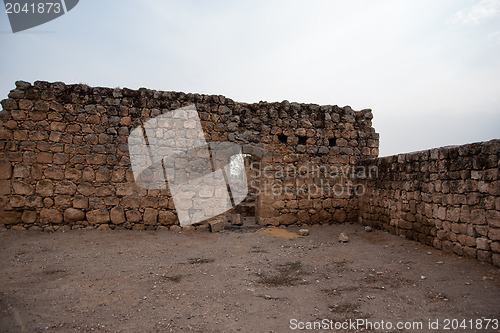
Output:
[
  {"xmin": 87, "ymin": 208, "xmax": 110, "ymax": 224},
  {"xmin": 159, "ymin": 211, "xmax": 177, "ymax": 226},
  {"xmin": 476, "ymin": 237, "xmax": 490, "ymax": 250},
  {"xmin": 64, "ymin": 208, "xmax": 85, "ymax": 223},
  {"xmin": 96, "ymin": 166, "xmax": 111, "ymax": 182},
  {"xmin": 21, "ymin": 210, "xmax": 37, "ymax": 224},
  {"xmin": 462, "ymin": 246, "xmax": 477, "ymax": 259},
  {"xmin": 486, "ymin": 210, "xmax": 500, "ymax": 228},
  {"xmin": 170, "ymin": 225, "xmax": 182, "ymax": 232},
  {"xmin": 477, "ymin": 250, "xmax": 491, "ymax": 263},
  {"xmin": 470, "ymin": 209, "xmax": 486, "ymax": 225},
  {"xmin": 77, "ymin": 182, "xmax": 95, "ymax": 196},
  {"xmin": 0, "ymin": 180, "xmax": 11, "ymax": 195},
  {"xmin": 125, "ymin": 210, "xmax": 142, "ymax": 223},
  {"xmin": 231, "ymin": 213, "xmax": 243, "ymax": 226},
  {"xmin": 209, "ymin": 218, "xmax": 225, "ymax": 233},
  {"xmin": 0, "ymin": 210, "xmax": 22, "ymax": 224},
  {"xmin": 43, "ymin": 197, "xmax": 54, "ymax": 208},
  {"xmin": 97, "ymin": 224, "xmax": 111, "ymax": 231},
  {"xmin": 446, "ymin": 207, "xmax": 460, "ymax": 222},
  {"xmin": 110, "ymin": 206, "xmax": 125, "ymax": 224},
  {"xmin": 276, "ymin": 213, "xmax": 295, "ymax": 226},
  {"xmin": 9, "ymin": 195, "xmax": 26, "ymax": 207},
  {"xmin": 492, "ymin": 241, "xmax": 500, "ymax": 253},
  {"xmin": 44, "ymin": 167, "xmax": 64, "ymax": 180},
  {"xmin": 459, "ymin": 206, "xmax": 470, "ymax": 223},
  {"xmin": 55, "ymin": 181, "xmax": 77, "ymax": 195},
  {"xmin": 493, "ymin": 253, "xmax": 500, "ymax": 267},
  {"xmin": 143, "ymin": 208, "xmax": 158, "ymax": 225},
  {"xmin": 1, "ymin": 98, "xmax": 18, "ymax": 110},
  {"xmin": 12, "ymin": 181, "xmax": 34, "ymax": 195},
  {"xmin": 436, "ymin": 206, "xmax": 446, "ymax": 220},
  {"xmin": 73, "ymin": 196, "xmax": 88, "ymax": 209},
  {"xmin": 488, "ymin": 228, "xmax": 500, "ymax": 241},
  {"xmin": 40, "ymin": 208, "xmax": 63, "ymax": 224},
  {"xmin": 0, "ymin": 161, "xmax": 12, "ymax": 179}
]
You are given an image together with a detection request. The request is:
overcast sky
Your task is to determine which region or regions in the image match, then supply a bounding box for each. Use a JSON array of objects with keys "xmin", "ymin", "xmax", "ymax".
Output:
[{"xmin": 1, "ymin": 0, "xmax": 499, "ymax": 156}]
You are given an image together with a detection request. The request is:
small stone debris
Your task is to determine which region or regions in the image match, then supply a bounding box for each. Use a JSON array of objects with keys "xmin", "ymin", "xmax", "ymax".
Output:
[
  {"xmin": 298, "ymin": 229, "xmax": 310, "ymax": 236},
  {"xmin": 338, "ymin": 233, "xmax": 349, "ymax": 243},
  {"xmin": 170, "ymin": 225, "xmax": 182, "ymax": 232},
  {"xmin": 209, "ymin": 219, "xmax": 225, "ymax": 233},
  {"xmin": 231, "ymin": 214, "xmax": 242, "ymax": 226},
  {"xmin": 195, "ymin": 224, "xmax": 209, "ymax": 231},
  {"xmin": 364, "ymin": 226, "xmax": 372, "ymax": 232}
]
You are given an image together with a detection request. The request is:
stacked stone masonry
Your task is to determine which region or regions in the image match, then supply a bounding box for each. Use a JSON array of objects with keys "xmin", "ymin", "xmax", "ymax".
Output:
[
  {"xmin": 0, "ymin": 80, "xmax": 378, "ymax": 231},
  {"xmin": 1, "ymin": 81, "xmax": 498, "ymax": 268},
  {"xmin": 358, "ymin": 140, "xmax": 500, "ymax": 267}
]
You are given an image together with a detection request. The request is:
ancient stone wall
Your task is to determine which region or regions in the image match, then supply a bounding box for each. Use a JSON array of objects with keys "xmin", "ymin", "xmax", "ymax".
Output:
[
  {"xmin": 0, "ymin": 80, "xmax": 378, "ymax": 231},
  {"xmin": 357, "ymin": 140, "xmax": 500, "ymax": 267}
]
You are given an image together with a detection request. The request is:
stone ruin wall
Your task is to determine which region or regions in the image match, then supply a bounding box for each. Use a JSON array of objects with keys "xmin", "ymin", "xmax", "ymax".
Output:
[
  {"xmin": 2, "ymin": 80, "xmax": 498, "ymax": 268},
  {"xmin": 357, "ymin": 140, "xmax": 500, "ymax": 267},
  {"xmin": 0, "ymin": 80, "xmax": 378, "ymax": 231}
]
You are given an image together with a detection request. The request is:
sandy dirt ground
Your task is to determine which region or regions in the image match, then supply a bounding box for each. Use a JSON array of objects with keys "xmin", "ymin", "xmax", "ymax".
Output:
[{"xmin": 0, "ymin": 223, "xmax": 499, "ymax": 333}]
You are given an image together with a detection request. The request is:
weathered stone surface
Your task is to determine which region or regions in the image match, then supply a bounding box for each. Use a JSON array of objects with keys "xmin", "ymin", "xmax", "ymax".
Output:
[
  {"xmin": 55, "ymin": 181, "xmax": 77, "ymax": 195},
  {"xmin": 13, "ymin": 165, "xmax": 29, "ymax": 178},
  {"xmin": 15, "ymin": 81, "xmax": 31, "ymax": 90},
  {"xmin": 231, "ymin": 213, "xmax": 242, "ymax": 226},
  {"xmin": 298, "ymin": 229, "xmax": 309, "ymax": 236},
  {"xmin": 87, "ymin": 209, "xmax": 110, "ymax": 224},
  {"xmin": 338, "ymin": 233, "xmax": 349, "ymax": 242},
  {"xmin": 491, "ymin": 241, "xmax": 500, "ymax": 253},
  {"xmin": 143, "ymin": 208, "xmax": 158, "ymax": 225},
  {"xmin": 97, "ymin": 224, "xmax": 111, "ymax": 230},
  {"xmin": 125, "ymin": 210, "xmax": 142, "ymax": 223},
  {"xmin": 96, "ymin": 166, "xmax": 111, "ymax": 182},
  {"xmin": 40, "ymin": 208, "xmax": 63, "ymax": 224},
  {"xmin": 209, "ymin": 217, "xmax": 225, "ymax": 232},
  {"xmin": 170, "ymin": 225, "xmax": 182, "ymax": 231},
  {"xmin": 64, "ymin": 208, "xmax": 85, "ymax": 222},
  {"xmin": 1, "ymin": 80, "xmax": 499, "ymax": 267},
  {"xmin": 159, "ymin": 211, "xmax": 177, "ymax": 226},
  {"xmin": 21, "ymin": 210, "xmax": 37, "ymax": 223},
  {"xmin": 132, "ymin": 223, "xmax": 146, "ymax": 231},
  {"xmin": 1, "ymin": 98, "xmax": 17, "ymax": 110},
  {"xmin": 489, "ymin": 229, "xmax": 500, "ymax": 241},
  {"xmin": 12, "ymin": 181, "xmax": 34, "ymax": 195},
  {"xmin": 358, "ymin": 139, "xmax": 500, "ymax": 267},
  {"xmin": 486, "ymin": 210, "xmax": 500, "ymax": 228},
  {"xmin": 0, "ymin": 161, "xmax": 12, "ymax": 179},
  {"xmin": 77, "ymin": 182, "xmax": 95, "ymax": 196},
  {"xmin": 110, "ymin": 206, "xmax": 125, "ymax": 224},
  {"xmin": 73, "ymin": 196, "xmax": 88, "ymax": 209},
  {"xmin": 0, "ymin": 211, "xmax": 22, "ymax": 224}
]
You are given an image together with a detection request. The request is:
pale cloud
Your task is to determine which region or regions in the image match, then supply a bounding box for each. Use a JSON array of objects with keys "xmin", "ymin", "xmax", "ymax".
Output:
[
  {"xmin": 449, "ymin": 0, "xmax": 500, "ymax": 23},
  {"xmin": 487, "ymin": 30, "xmax": 500, "ymax": 43}
]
